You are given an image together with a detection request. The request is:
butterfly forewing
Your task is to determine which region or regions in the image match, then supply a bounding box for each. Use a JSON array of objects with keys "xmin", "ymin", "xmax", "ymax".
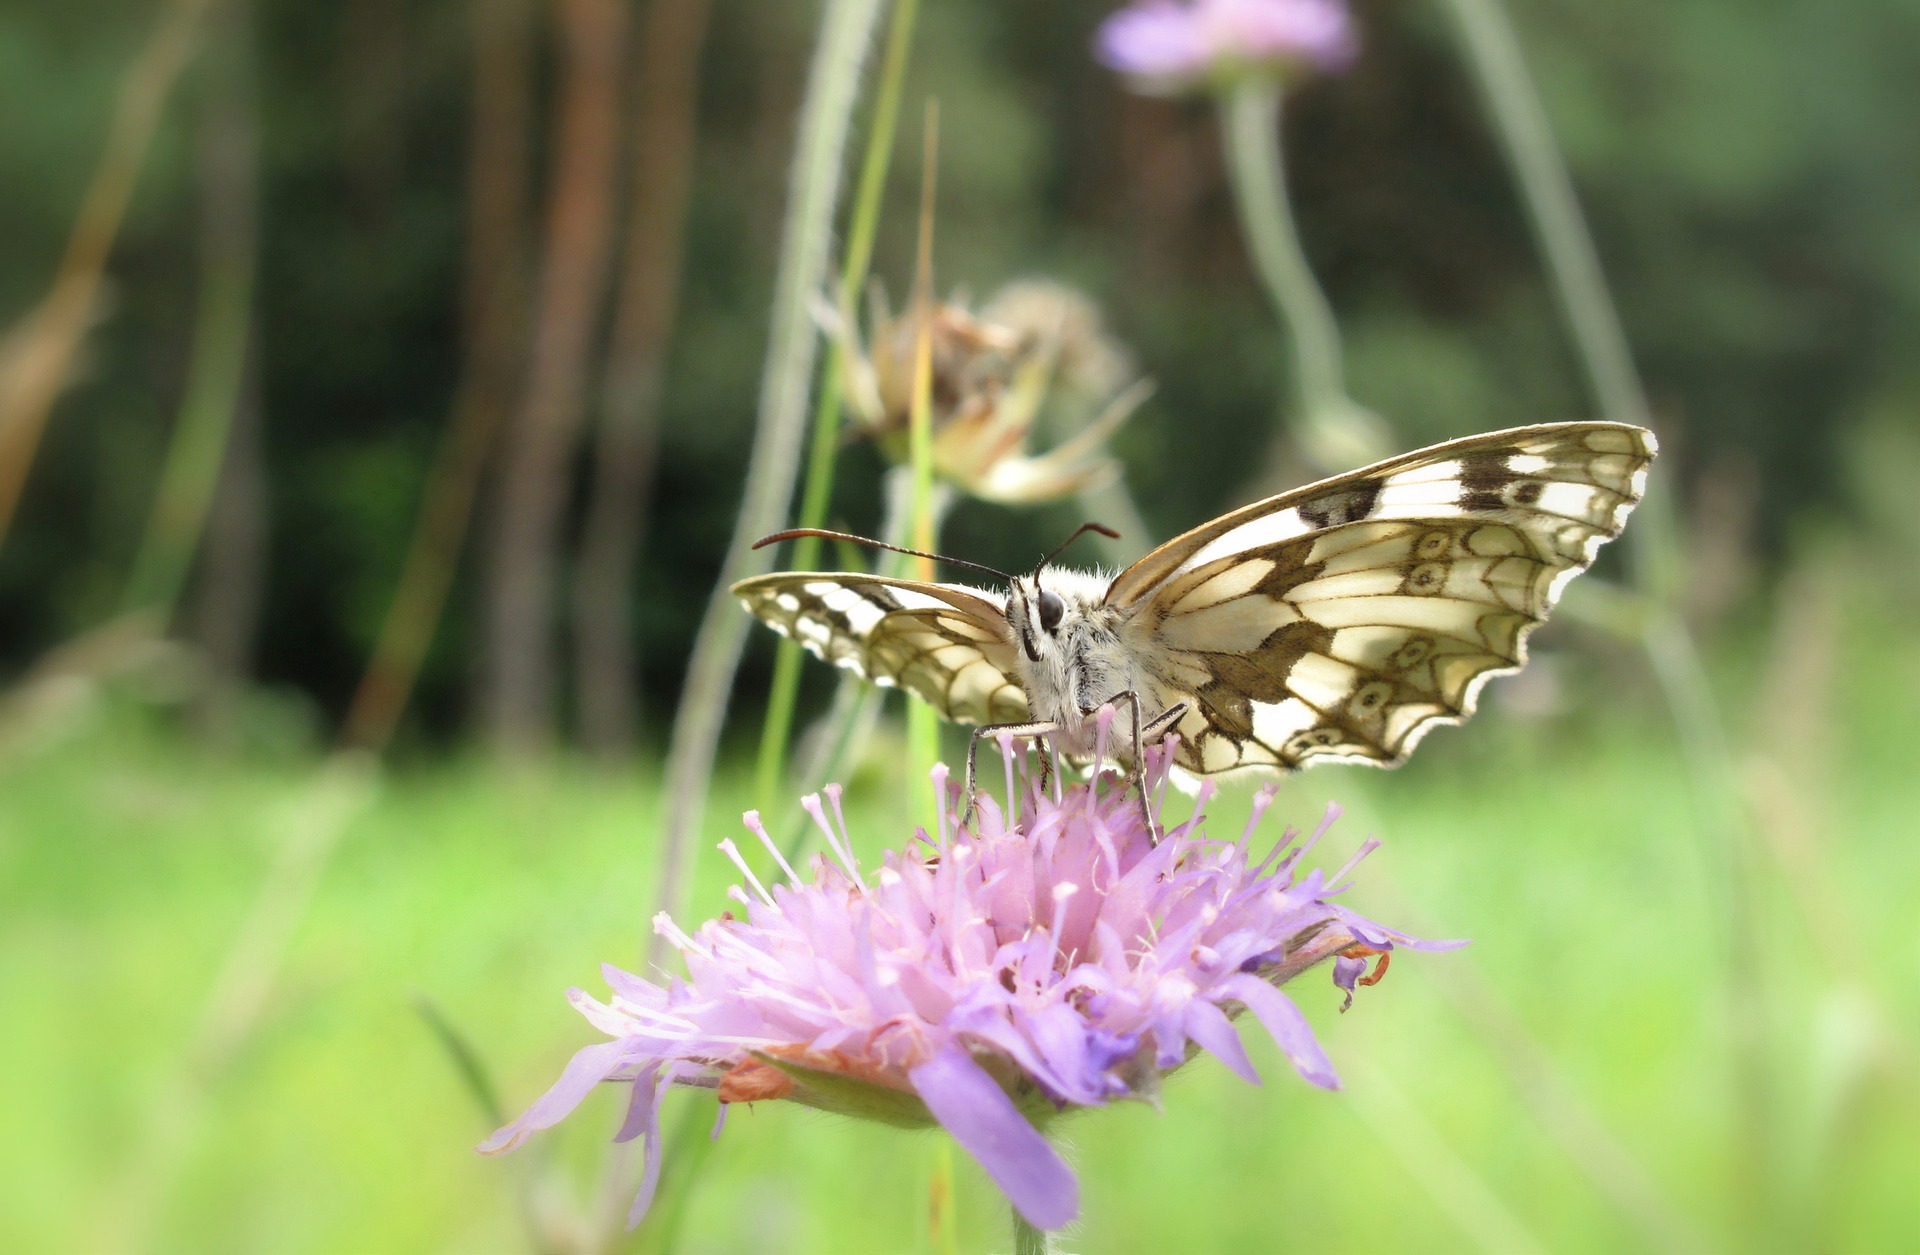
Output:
[
  {"xmin": 1120, "ymin": 423, "xmax": 1655, "ymax": 775},
  {"xmin": 732, "ymin": 573, "xmax": 1029, "ymax": 726},
  {"xmin": 736, "ymin": 422, "xmax": 1654, "ymax": 783}
]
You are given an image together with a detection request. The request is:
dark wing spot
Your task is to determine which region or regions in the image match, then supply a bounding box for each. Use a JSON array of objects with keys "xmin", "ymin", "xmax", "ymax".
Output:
[
  {"xmin": 1350, "ymin": 681, "xmax": 1392, "ymax": 713},
  {"xmin": 1286, "ymin": 728, "xmax": 1343, "ymax": 756},
  {"xmin": 1250, "ymin": 538, "xmax": 1329, "ymax": 599},
  {"xmin": 1512, "ymin": 480, "xmax": 1543, "ymax": 506},
  {"xmin": 1297, "ymin": 476, "xmax": 1383, "ymax": 529},
  {"xmin": 1194, "ymin": 622, "xmax": 1336, "ymax": 739},
  {"xmin": 1404, "ymin": 562, "xmax": 1448, "ymax": 594},
  {"xmin": 1391, "ymin": 636, "xmax": 1433, "ymax": 667},
  {"xmin": 1458, "ymin": 452, "xmax": 1514, "ymax": 513}
]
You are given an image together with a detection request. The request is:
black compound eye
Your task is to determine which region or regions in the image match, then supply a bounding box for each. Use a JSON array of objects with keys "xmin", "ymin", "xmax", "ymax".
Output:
[{"xmin": 1036, "ymin": 589, "xmax": 1065, "ymax": 633}]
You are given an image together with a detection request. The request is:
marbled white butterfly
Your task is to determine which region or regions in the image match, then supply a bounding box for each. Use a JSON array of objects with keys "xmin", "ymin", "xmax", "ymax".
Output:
[{"xmin": 736, "ymin": 422, "xmax": 1656, "ymax": 820}]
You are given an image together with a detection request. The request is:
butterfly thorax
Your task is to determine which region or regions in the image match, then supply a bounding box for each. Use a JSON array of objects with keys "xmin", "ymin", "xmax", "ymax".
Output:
[{"xmin": 1004, "ymin": 568, "xmax": 1149, "ymax": 758}]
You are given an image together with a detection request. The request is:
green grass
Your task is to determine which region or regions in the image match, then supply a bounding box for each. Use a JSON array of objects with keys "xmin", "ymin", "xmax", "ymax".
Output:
[{"xmin": 4, "ymin": 606, "xmax": 1918, "ymax": 1253}]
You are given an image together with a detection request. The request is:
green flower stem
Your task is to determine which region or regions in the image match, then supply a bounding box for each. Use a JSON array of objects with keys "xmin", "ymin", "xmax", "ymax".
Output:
[
  {"xmin": 120, "ymin": 40, "xmax": 258, "ymax": 621},
  {"xmin": 903, "ymin": 101, "xmax": 943, "ymax": 826},
  {"xmin": 1220, "ymin": 78, "xmax": 1348, "ymax": 421},
  {"xmin": 1440, "ymin": 0, "xmax": 1771, "ymax": 1233},
  {"xmin": 776, "ymin": 466, "xmax": 950, "ymax": 863},
  {"xmin": 1011, "ymin": 1211, "xmax": 1053, "ymax": 1255},
  {"xmin": 754, "ymin": 0, "xmax": 921, "ymax": 808},
  {"xmin": 1436, "ymin": 0, "xmax": 1680, "ymax": 597},
  {"xmin": 648, "ymin": 0, "xmax": 885, "ymax": 968}
]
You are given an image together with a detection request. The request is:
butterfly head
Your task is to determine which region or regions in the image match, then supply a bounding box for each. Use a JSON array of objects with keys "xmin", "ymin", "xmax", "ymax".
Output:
[
  {"xmin": 1004, "ymin": 522, "xmax": 1123, "ymax": 663},
  {"xmin": 1006, "ymin": 569, "xmax": 1109, "ymax": 664}
]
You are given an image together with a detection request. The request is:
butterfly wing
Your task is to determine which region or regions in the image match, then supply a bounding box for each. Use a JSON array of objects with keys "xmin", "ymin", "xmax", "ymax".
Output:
[
  {"xmin": 733, "ymin": 573, "xmax": 1030, "ymax": 725},
  {"xmin": 1111, "ymin": 422, "xmax": 1656, "ymax": 774}
]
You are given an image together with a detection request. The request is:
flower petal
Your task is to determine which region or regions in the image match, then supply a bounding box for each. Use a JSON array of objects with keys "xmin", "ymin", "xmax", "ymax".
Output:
[
  {"xmin": 1184, "ymin": 996, "xmax": 1260, "ymax": 1085},
  {"xmin": 625, "ymin": 1066, "xmax": 671, "ymax": 1229},
  {"xmin": 613, "ymin": 1064, "xmax": 661, "ymax": 1144},
  {"xmin": 909, "ymin": 1044, "xmax": 1078, "ymax": 1230},
  {"xmin": 478, "ymin": 1039, "xmax": 635, "ymax": 1155},
  {"xmin": 1216, "ymin": 972, "xmax": 1339, "ymax": 1090}
]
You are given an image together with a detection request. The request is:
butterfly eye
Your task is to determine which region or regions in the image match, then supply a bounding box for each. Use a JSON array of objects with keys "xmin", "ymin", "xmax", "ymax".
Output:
[{"xmin": 1036, "ymin": 589, "xmax": 1065, "ymax": 633}]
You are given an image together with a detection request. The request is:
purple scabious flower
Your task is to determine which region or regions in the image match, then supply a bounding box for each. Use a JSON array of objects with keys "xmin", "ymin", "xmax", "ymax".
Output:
[
  {"xmin": 1095, "ymin": 0, "xmax": 1359, "ymax": 94},
  {"xmin": 480, "ymin": 729, "xmax": 1459, "ymax": 1232}
]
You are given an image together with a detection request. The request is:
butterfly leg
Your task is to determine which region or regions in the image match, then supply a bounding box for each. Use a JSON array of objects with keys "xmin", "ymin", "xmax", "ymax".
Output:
[
  {"xmin": 961, "ymin": 719, "xmax": 1059, "ymax": 828},
  {"xmin": 1088, "ymin": 691, "xmax": 1161, "ymax": 841},
  {"xmin": 1144, "ymin": 700, "xmax": 1188, "ymax": 739},
  {"xmin": 1035, "ymin": 735, "xmax": 1056, "ymax": 797},
  {"xmin": 1088, "ymin": 695, "xmax": 1189, "ymax": 842}
]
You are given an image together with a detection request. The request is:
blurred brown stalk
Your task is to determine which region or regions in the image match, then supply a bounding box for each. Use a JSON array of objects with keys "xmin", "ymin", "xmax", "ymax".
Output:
[
  {"xmin": 647, "ymin": 0, "xmax": 885, "ymax": 963},
  {"xmin": 572, "ymin": 0, "xmax": 716, "ymax": 759},
  {"xmin": 481, "ymin": 0, "xmax": 630, "ymax": 754},
  {"xmin": 0, "ymin": 0, "xmax": 215, "ymax": 552},
  {"xmin": 119, "ymin": 16, "xmax": 260, "ymax": 627},
  {"xmin": 342, "ymin": 0, "xmax": 536, "ymax": 751},
  {"xmin": 111, "ymin": 4, "xmax": 547, "ymax": 1241},
  {"xmin": 175, "ymin": 0, "xmax": 266, "ymax": 745}
]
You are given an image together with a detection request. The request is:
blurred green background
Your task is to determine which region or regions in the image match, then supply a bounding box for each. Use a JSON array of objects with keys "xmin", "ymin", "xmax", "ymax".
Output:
[{"xmin": 3, "ymin": 0, "xmax": 1918, "ymax": 1250}]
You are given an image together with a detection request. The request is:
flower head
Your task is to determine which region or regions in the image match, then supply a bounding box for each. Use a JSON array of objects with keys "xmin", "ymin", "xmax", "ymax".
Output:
[
  {"xmin": 481, "ymin": 727, "xmax": 1459, "ymax": 1232},
  {"xmin": 834, "ymin": 279, "xmax": 1145, "ymax": 504},
  {"xmin": 1096, "ymin": 0, "xmax": 1359, "ymax": 94}
]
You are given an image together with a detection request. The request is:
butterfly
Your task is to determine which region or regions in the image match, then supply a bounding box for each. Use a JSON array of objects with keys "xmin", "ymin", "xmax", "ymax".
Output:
[{"xmin": 735, "ymin": 422, "xmax": 1656, "ymax": 824}]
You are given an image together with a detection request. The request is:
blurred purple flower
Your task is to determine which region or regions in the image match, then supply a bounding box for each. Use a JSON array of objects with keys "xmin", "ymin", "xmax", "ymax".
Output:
[
  {"xmin": 1095, "ymin": 0, "xmax": 1358, "ymax": 93},
  {"xmin": 480, "ymin": 726, "xmax": 1458, "ymax": 1232}
]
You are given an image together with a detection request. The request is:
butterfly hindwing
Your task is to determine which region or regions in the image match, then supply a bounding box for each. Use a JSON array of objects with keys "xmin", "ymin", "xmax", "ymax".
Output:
[
  {"xmin": 1120, "ymin": 422, "xmax": 1656, "ymax": 775},
  {"xmin": 732, "ymin": 573, "xmax": 1029, "ymax": 726}
]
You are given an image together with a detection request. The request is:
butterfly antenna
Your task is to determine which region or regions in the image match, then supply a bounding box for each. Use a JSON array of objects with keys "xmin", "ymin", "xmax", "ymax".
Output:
[
  {"xmin": 753, "ymin": 529, "xmax": 1015, "ymax": 584},
  {"xmin": 1034, "ymin": 521, "xmax": 1120, "ymax": 574}
]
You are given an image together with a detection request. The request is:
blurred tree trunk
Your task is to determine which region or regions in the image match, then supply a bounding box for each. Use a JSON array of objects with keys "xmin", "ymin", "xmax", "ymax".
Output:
[
  {"xmin": 0, "ymin": 0, "xmax": 213, "ymax": 554},
  {"xmin": 190, "ymin": 340, "xmax": 266, "ymax": 743},
  {"xmin": 340, "ymin": 0, "xmax": 408, "ymax": 233},
  {"xmin": 118, "ymin": 0, "xmax": 258, "ymax": 631},
  {"xmin": 481, "ymin": 0, "xmax": 629, "ymax": 754},
  {"xmin": 571, "ymin": 0, "xmax": 715, "ymax": 760},
  {"xmin": 339, "ymin": 0, "xmax": 534, "ymax": 752},
  {"xmin": 188, "ymin": 0, "xmax": 265, "ymax": 745}
]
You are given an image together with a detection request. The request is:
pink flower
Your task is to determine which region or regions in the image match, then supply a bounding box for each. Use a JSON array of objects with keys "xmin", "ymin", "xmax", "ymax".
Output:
[
  {"xmin": 480, "ymin": 727, "xmax": 1458, "ymax": 1232},
  {"xmin": 1096, "ymin": 0, "xmax": 1359, "ymax": 94}
]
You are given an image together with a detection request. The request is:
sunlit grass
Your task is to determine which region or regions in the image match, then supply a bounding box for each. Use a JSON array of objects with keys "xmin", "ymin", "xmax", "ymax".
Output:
[{"xmin": 3, "ymin": 610, "xmax": 1917, "ymax": 1252}]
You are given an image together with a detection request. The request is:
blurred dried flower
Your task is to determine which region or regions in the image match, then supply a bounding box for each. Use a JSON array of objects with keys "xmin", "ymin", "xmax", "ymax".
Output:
[
  {"xmin": 981, "ymin": 280, "xmax": 1135, "ymax": 407},
  {"xmin": 1095, "ymin": 0, "xmax": 1358, "ymax": 95},
  {"xmin": 833, "ymin": 279, "xmax": 1147, "ymax": 504},
  {"xmin": 480, "ymin": 731, "xmax": 1458, "ymax": 1231}
]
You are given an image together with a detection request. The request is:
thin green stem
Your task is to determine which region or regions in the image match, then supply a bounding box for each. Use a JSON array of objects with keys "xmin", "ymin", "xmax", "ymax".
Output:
[
  {"xmin": 1440, "ymin": 0, "xmax": 1771, "ymax": 1234},
  {"xmin": 1219, "ymin": 79, "xmax": 1346, "ymax": 418},
  {"xmin": 648, "ymin": 0, "xmax": 886, "ymax": 967},
  {"xmin": 102, "ymin": 757, "xmax": 375, "ymax": 1250},
  {"xmin": 775, "ymin": 468, "xmax": 946, "ymax": 863},
  {"xmin": 1437, "ymin": 0, "xmax": 1680, "ymax": 597},
  {"xmin": 617, "ymin": 6, "xmax": 885, "ymax": 1240},
  {"xmin": 1641, "ymin": 609, "xmax": 1772, "ymax": 1221},
  {"xmin": 904, "ymin": 100, "xmax": 942, "ymax": 827},
  {"xmin": 120, "ymin": 55, "xmax": 258, "ymax": 620},
  {"xmin": 754, "ymin": 0, "xmax": 920, "ymax": 807}
]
